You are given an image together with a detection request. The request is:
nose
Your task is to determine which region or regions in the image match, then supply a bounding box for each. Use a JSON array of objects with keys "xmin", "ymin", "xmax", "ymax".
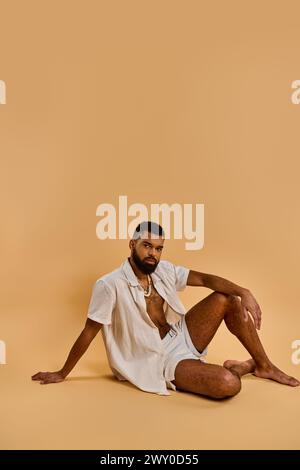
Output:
[{"xmin": 147, "ymin": 248, "xmax": 156, "ymax": 259}]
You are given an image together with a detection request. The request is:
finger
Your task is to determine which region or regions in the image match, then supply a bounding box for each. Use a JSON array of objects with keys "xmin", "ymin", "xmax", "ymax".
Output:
[
  {"xmin": 248, "ymin": 305, "xmax": 259, "ymax": 329},
  {"xmin": 247, "ymin": 309, "xmax": 258, "ymax": 329},
  {"xmin": 258, "ymin": 307, "xmax": 262, "ymax": 329},
  {"xmin": 254, "ymin": 302, "xmax": 262, "ymax": 324},
  {"xmin": 254, "ymin": 311, "xmax": 260, "ymax": 330},
  {"xmin": 32, "ymin": 372, "xmax": 44, "ymax": 380},
  {"xmin": 243, "ymin": 307, "xmax": 248, "ymax": 321},
  {"xmin": 38, "ymin": 373, "xmax": 48, "ymax": 381},
  {"xmin": 255, "ymin": 307, "xmax": 261, "ymax": 330},
  {"xmin": 250, "ymin": 309, "xmax": 258, "ymax": 329},
  {"xmin": 31, "ymin": 373, "xmax": 40, "ymax": 380},
  {"xmin": 257, "ymin": 312, "xmax": 261, "ymax": 330}
]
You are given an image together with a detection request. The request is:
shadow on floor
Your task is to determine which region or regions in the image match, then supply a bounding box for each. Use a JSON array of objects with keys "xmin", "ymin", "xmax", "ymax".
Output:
[{"xmin": 66, "ymin": 373, "xmax": 138, "ymax": 391}]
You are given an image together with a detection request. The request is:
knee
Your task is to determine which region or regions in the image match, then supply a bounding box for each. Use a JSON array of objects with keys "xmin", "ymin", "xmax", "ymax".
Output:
[
  {"xmin": 213, "ymin": 370, "xmax": 241, "ymax": 399},
  {"xmin": 212, "ymin": 292, "xmax": 230, "ymax": 309},
  {"xmin": 224, "ymin": 294, "xmax": 241, "ymax": 315},
  {"xmin": 211, "ymin": 292, "xmax": 240, "ymax": 316}
]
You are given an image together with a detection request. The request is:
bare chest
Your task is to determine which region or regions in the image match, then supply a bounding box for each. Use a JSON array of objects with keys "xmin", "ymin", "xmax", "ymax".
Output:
[{"xmin": 143, "ymin": 284, "xmax": 170, "ymax": 338}]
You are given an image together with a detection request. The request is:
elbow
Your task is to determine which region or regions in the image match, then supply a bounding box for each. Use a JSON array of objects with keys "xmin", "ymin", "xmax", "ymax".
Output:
[{"xmin": 82, "ymin": 324, "xmax": 102, "ymax": 343}]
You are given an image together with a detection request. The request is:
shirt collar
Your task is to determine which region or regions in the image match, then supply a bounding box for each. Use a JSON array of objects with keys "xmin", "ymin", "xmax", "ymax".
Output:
[{"xmin": 121, "ymin": 257, "xmax": 162, "ymax": 287}]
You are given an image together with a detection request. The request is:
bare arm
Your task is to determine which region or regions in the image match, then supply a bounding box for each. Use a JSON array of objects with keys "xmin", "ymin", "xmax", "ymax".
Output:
[
  {"xmin": 187, "ymin": 270, "xmax": 245, "ymax": 295},
  {"xmin": 187, "ymin": 270, "xmax": 262, "ymax": 329},
  {"xmin": 31, "ymin": 318, "xmax": 103, "ymax": 384}
]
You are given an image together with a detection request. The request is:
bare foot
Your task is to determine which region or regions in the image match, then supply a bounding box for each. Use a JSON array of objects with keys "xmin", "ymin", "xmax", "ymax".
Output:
[
  {"xmin": 253, "ymin": 364, "xmax": 300, "ymax": 387},
  {"xmin": 223, "ymin": 359, "xmax": 255, "ymax": 377},
  {"xmin": 224, "ymin": 359, "xmax": 300, "ymax": 386}
]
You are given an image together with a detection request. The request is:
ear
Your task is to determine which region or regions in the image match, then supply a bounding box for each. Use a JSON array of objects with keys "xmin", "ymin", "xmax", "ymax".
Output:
[{"xmin": 129, "ymin": 239, "xmax": 134, "ymax": 250}]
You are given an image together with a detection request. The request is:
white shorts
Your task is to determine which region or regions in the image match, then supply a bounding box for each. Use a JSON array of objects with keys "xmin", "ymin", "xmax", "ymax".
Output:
[{"xmin": 161, "ymin": 316, "xmax": 208, "ymax": 391}]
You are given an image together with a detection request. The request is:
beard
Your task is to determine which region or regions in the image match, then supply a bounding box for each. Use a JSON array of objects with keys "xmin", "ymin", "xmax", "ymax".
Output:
[{"xmin": 131, "ymin": 247, "xmax": 159, "ymax": 274}]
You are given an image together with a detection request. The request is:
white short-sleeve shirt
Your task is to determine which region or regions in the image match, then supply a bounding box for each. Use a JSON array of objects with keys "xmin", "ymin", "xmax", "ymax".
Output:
[{"xmin": 87, "ymin": 258, "xmax": 190, "ymax": 396}]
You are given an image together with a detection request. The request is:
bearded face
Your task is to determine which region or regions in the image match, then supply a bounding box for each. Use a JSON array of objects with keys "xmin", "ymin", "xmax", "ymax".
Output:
[{"xmin": 130, "ymin": 232, "xmax": 164, "ymax": 274}]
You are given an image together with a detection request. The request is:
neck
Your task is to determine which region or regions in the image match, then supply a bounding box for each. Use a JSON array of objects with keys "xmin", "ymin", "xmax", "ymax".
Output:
[{"xmin": 128, "ymin": 256, "xmax": 149, "ymax": 281}]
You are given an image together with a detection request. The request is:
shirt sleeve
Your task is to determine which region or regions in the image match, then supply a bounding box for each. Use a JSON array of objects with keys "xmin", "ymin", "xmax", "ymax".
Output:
[
  {"xmin": 173, "ymin": 264, "xmax": 190, "ymax": 291},
  {"xmin": 87, "ymin": 280, "xmax": 115, "ymax": 325}
]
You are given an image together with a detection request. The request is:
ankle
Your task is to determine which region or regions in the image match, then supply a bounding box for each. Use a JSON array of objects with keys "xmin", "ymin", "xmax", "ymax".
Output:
[{"xmin": 255, "ymin": 359, "xmax": 273, "ymax": 371}]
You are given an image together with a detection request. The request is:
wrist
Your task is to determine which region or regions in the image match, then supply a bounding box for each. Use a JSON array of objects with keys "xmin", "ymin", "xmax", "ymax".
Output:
[
  {"xmin": 238, "ymin": 287, "xmax": 249, "ymax": 298},
  {"xmin": 59, "ymin": 368, "xmax": 68, "ymax": 379}
]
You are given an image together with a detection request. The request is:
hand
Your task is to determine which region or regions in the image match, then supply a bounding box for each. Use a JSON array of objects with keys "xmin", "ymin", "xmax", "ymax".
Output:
[
  {"xmin": 31, "ymin": 370, "xmax": 65, "ymax": 385},
  {"xmin": 240, "ymin": 289, "xmax": 262, "ymax": 330}
]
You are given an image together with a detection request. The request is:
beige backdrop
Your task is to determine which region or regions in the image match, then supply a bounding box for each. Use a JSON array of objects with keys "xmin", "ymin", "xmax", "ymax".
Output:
[{"xmin": 1, "ymin": 0, "xmax": 300, "ymax": 450}]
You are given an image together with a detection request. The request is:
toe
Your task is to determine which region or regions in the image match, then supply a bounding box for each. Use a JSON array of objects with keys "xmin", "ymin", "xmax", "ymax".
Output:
[{"xmin": 290, "ymin": 377, "xmax": 300, "ymax": 386}]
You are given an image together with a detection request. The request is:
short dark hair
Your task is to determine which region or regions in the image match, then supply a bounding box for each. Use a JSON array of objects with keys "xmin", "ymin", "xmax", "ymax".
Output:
[{"xmin": 132, "ymin": 221, "xmax": 165, "ymax": 240}]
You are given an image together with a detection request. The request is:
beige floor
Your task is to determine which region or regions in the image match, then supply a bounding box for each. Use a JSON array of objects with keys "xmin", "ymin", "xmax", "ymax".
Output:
[{"xmin": 1, "ymin": 306, "xmax": 300, "ymax": 450}]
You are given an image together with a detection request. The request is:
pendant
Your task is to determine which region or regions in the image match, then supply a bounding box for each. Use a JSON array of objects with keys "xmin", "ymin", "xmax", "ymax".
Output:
[{"xmin": 143, "ymin": 275, "xmax": 152, "ymax": 297}]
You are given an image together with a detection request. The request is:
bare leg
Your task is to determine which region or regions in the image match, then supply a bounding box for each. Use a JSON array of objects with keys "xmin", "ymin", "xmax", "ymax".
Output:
[
  {"xmin": 223, "ymin": 295, "xmax": 299, "ymax": 386},
  {"xmin": 172, "ymin": 359, "xmax": 241, "ymax": 399},
  {"xmin": 184, "ymin": 292, "xmax": 299, "ymax": 387},
  {"xmin": 170, "ymin": 293, "xmax": 242, "ymax": 399}
]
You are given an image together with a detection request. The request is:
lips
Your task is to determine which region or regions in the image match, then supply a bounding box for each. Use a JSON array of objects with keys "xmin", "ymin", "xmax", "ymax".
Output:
[{"xmin": 145, "ymin": 259, "xmax": 156, "ymax": 264}]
